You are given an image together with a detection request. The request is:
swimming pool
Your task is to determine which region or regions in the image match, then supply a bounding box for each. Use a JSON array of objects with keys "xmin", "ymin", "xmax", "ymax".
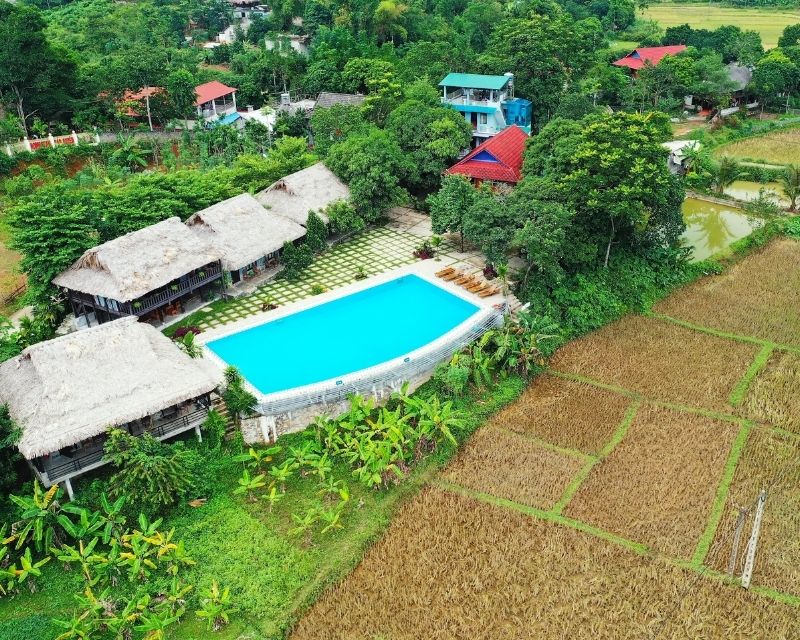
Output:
[{"xmin": 206, "ymin": 274, "xmax": 481, "ymax": 395}]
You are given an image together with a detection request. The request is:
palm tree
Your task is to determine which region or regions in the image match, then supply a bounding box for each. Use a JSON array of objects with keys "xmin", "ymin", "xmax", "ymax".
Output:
[
  {"xmin": 780, "ymin": 164, "xmax": 800, "ymax": 212},
  {"xmin": 709, "ymin": 156, "xmax": 748, "ymax": 197}
]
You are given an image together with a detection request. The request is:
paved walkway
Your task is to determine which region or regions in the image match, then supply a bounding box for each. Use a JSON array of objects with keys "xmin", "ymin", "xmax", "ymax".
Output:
[{"xmin": 190, "ymin": 209, "xmax": 487, "ymax": 331}]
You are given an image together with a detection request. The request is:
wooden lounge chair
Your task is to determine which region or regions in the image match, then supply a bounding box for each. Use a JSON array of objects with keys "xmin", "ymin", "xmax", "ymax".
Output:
[
  {"xmin": 435, "ymin": 266, "xmax": 456, "ymax": 278},
  {"xmin": 478, "ymin": 287, "xmax": 499, "ymax": 298},
  {"xmin": 466, "ymin": 281, "xmax": 487, "ymax": 293},
  {"xmin": 441, "ymin": 270, "xmax": 463, "ymax": 282},
  {"xmin": 453, "ymin": 273, "xmax": 476, "ymax": 285}
]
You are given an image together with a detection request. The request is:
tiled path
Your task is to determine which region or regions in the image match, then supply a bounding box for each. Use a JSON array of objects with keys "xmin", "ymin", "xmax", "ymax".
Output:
[{"xmin": 192, "ymin": 208, "xmax": 485, "ymax": 331}]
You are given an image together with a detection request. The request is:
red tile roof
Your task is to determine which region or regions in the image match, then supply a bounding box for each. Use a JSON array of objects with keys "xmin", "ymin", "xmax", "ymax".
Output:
[
  {"xmin": 194, "ymin": 81, "xmax": 237, "ymax": 106},
  {"xmin": 613, "ymin": 45, "xmax": 687, "ymax": 70},
  {"xmin": 445, "ymin": 125, "xmax": 528, "ymax": 184}
]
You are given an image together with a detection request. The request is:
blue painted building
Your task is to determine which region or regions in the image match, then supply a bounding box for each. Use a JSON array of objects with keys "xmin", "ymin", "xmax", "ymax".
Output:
[{"xmin": 439, "ymin": 73, "xmax": 532, "ymax": 144}]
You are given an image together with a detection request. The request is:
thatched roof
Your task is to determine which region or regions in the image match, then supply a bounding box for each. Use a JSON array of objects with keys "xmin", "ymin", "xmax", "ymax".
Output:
[
  {"xmin": 53, "ymin": 218, "xmax": 222, "ymax": 302},
  {"xmin": 256, "ymin": 162, "xmax": 350, "ymax": 226},
  {"xmin": 0, "ymin": 317, "xmax": 222, "ymax": 459},
  {"xmin": 186, "ymin": 194, "xmax": 306, "ymax": 271}
]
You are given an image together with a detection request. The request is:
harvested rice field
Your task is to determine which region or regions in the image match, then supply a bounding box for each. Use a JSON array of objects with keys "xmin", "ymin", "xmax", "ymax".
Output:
[
  {"xmin": 564, "ymin": 405, "xmax": 740, "ymax": 558},
  {"xmin": 440, "ymin": 425, "xmax": 586, "ymax": 509},
  {"xmin": 549, "ymin": 315, "xmax": 758, "ymax": 410},
  {"xmin": 709, "ymin": 428, "xmax": 800, "ymax": 596},
  {"xmin": 714, "ymin": 127, "xmax": 800, "ymax": 166},
  {"xmin": 292, "ymin": 489, "xmax": 800, "ymax": 640},
  {"xmin": 655, "ymin": 239, "xmax": 800, "ymax": 346},
  {"xmin": 490, "ymin": 374, "xmax": 632, "ymax": 455},
  {"xmin": 743, "ymin": 351, "xmax": 800, "ymax": 433}
]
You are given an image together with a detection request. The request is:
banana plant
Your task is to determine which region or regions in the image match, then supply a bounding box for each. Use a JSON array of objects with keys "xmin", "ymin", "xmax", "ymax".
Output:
[
  {"xmin": 319, "ymin": 505, "xmax": 344, "ymax": 535},
  {"xmin": 12, "ymin": 547, "xmax": 51, "ymax": 591},
  {"xmin": 269, "ymin": 459, "xmax": 298, "ymax": 492},
  {"xmin": 233, "ymin": 469, "xmax": 267, "ymax": 502},
  {"xmin": 195, "ymin": 580, "xmax": 233, "ymax": 632},
  {"xmin": 289, "ymin": 440, "xmax": 321, "ymax": 470},
  {"xmin": 57, "ymin": 504, "xmax": 104, "ymax": 542},
  {"xmin": 98, "ymin": 494, "xmax": 127, "ymax": 544},
  {"xmin": 8, "ymin": 482, "xmax": 64, "ymax": 553},
  {"xmin": 134, "ymin": 607, "xmax": 182, "ymax": 640},
  {"xmin": 264, "ymin": 485, "xmax": 285, "ymax": 512},
  {"xmin": 232, "ymin": 445, "xmax": 282, "ymax": 472},
  {"xmin": 53, "ymin": 537, "xmax": 103, "ymax": 585},
  {"xmin": 307, "ymin": 451, "xmax": 332, "ymax": 481},
  {"xmin": 288, "ymin": 508, "xmax": 319, "ymax": 540},
  {"xmin": 157, "ymin": 576, "xmax": 193, "ymax": 616}
]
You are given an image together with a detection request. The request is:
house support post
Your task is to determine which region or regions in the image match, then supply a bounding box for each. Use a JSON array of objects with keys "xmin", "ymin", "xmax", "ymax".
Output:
[
  {"xmin": 194, "ymin": 424, "xmax": 202, "ymax": 443},
  {"xmin": 63, "ymin": 478, "xmax": 74, "ymax": 501}
]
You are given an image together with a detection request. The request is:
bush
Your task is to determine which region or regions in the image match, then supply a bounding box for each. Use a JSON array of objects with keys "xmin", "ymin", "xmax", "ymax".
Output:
[
  {"xmin": 104, "ymin": 429, "xmax": 199, "ymax": 515},
  {"xmin": 325, "ymin": 200, "xmax": 364, "ymax": 235},
  {"xmin": 280, "ymin": 242, "xmax": 314, "ymax": 281},
  {"xmin": 305, "ymin": 210, "xmax": 328, "ymax": 253}
]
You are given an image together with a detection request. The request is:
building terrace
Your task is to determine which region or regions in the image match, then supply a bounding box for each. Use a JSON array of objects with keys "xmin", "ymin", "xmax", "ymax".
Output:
[
  {"xmin": 54, "ymin": 217, "xmax": 224, "ymax": 327},
  {"xmin": 0, "ymin": 317, "xmax": 222, "ymax": 498}
]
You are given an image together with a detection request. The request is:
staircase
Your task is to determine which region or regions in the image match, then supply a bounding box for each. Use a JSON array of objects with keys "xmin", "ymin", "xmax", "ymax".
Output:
[{"xmin": 211, "ymin": 397, "xmax": 237, "ymax": 438}]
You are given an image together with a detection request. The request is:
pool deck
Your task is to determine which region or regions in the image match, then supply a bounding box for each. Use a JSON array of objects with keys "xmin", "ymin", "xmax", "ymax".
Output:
[{"xmin": 198, "ymin": 260, "xmax": 505, "ymax": 411}]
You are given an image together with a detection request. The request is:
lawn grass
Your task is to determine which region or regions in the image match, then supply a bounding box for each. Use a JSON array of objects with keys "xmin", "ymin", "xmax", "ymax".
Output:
[
  {"xmin": 440, "ymin": 425, "xmax": 586, "ymax": 510},
  {"xmin": 292, "ymin": 488, "xmax": 800, "ymax": 639},
  {"xmin": 654, "ymin": 239, "xmax": 800, "ymax": 347},
  {"xmin": 549, "ymin": 314, "xmax": 758, "ymax": 411},
  {"xmin": 713, "ymin": 128, "xmax": 800, "ymax": 166},
  {"xmin": 564, "ymin": 405, "xmax": 740, "ymax": 559},
  {"xmin": 641, "ymin": 2, "xmax": 800, "ymax": 49},
  {"xmin": 0, "ymin": 376, "xmax": 527, "ymax": 640},
  {"xmin": 490, "ymin": 374, "xmax": 633, "ymax": 455}
]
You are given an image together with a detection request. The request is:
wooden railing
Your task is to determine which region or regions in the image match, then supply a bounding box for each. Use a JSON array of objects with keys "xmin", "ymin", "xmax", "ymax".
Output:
[
  {"xmin": 42, "ymin": 408, "xmax": 209, "ymax": 483},
  {"xmin": 124, "ymin": 263, "xmax": 223, "ymax": 315}
]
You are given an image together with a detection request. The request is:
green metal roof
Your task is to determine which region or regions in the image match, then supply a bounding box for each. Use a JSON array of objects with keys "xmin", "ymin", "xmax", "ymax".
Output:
[{"xmin": 439, "ymin": 73, "xmax": 511, "ymax": 90}]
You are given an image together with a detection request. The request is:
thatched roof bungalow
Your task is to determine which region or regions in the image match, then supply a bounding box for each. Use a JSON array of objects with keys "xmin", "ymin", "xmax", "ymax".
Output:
[
  {"xmin": 186, "ymin": 193, "xmax": 306, "ymax": 285},
  {"xmin": 53, "ymin": 217, "xmax": 224, "ymax": 327},
  {"xmin": 256, "ymin": 162, "xmax": 350, "ymax": 226},
  {"xmin": 0, "ymin": 317, "xmax": 221, "ymax": 497}
]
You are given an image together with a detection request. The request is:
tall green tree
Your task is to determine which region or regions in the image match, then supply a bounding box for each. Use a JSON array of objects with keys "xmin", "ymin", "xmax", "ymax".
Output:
[
  {"xmin": 166, "ymin": 68, "xmax": 198, "ymax": 127},
  {"xmin": 780, "ymin": 164, "xmax": 800, "ymax": 212},
  {"xmin": 427, "ymin": 174, "xmax": 478, "ymax": 250},
  {"xmin": 326, "ymin": 127, "xmax": 409, "ymax": 222},
  {"xmin": 0, "ymin": 4, "xmax": 77, "ymax": 134}
]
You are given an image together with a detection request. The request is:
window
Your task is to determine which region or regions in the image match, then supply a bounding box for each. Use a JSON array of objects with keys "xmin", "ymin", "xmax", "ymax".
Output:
[{"xmin": 478, "ymin": 113, "xmax": 488, "ymax": 125}]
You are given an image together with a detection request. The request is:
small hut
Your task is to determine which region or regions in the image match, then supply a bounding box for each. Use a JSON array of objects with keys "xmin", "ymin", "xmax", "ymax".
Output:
[
  {"xmin": 0, "ymin": 317, "xmax": 222, "ymax": 498},
  {"xmin": 53, "ymin": 217, "xmax": 224, "ymax": 327},
  {"xmin": 186, "ymin": 193, "xmax": 307, "ymax": 285},
  {"xmin": 256, "ymin": 162, "xmax": 350, "ymax": 226}
]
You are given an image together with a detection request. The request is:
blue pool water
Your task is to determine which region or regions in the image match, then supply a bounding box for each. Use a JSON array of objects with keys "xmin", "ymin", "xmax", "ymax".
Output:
[{"xmin": 207, "ymin": 275, "xmax": 480, "ymax": 395}]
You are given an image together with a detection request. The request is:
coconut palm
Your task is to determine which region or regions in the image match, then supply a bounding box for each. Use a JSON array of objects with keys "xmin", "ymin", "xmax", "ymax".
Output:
[
  {"xmin": 111, "ymin": 134, "xmax": 148, "ymax": 172},
  {"xmin": 708, "ymin": 156, "xmax": 748, "ymax": 197},
  {"xmin": 780, "ymin": 164, "xmax": 800, "ymax": 212}
]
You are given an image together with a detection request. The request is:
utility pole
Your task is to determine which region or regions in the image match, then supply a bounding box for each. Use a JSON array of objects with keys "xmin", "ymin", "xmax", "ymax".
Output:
[
  {"xmin": 741, "ymin": 489, "xmax": 767, "ymax": 589},
  {"xmin": 727, "ymin": 505, "xmax": 749, "ymax": 577}
]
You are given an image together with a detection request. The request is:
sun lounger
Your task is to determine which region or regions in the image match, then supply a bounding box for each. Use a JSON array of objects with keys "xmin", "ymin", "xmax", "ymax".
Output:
[
  {"xmin": 478, "ymin": 287, "xmax": 499, "ymax": 297},
  {"xmin": 435, "ymin": 267, "xmax": 456, "ymax": 278},
  {"xmin": 441, "ymin": 270, "xmax": 463, "ymax": 281},
  {"xmin": 453, "ymin": 273, "xmax": 476, "ymax": 285},
  {"xmin": 466, "ymin": 281, "xmax": 487, "ymax": 293}
]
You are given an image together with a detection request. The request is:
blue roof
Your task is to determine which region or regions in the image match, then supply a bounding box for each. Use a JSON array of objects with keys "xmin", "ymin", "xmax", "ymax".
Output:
[{"xmin": 439, "ymin": 73, "xmax": 511, "ymax": 91}]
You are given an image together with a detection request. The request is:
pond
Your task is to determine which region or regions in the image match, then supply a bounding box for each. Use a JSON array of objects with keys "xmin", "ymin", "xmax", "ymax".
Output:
[
  {"xmin": 724, "ymin": 180, "xmax": 788, "ymax": 206},
  {"xmin": 681, "ymin": 197, "xmax": 764, "ymax": 262}
]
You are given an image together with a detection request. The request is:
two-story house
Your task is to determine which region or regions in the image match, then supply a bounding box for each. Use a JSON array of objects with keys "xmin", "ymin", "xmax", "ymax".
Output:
[{"xmin": 439, "ymin": 73, "xmax": 532, "ymax": 144}]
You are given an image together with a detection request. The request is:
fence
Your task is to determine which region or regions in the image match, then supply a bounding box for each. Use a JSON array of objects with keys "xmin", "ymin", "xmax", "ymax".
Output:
[
  {"xmin": 4, "ymin": 131, "xmax": 100, "ymax": 157},
  {"xmin": 257, "ymin": 308, "xmax": 504, "ymax": 417}
]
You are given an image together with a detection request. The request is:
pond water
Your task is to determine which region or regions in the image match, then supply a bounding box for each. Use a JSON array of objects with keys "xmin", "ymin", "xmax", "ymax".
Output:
[
  {"xmin": 724, "ymin": 180, "xmax": 788, "ymax": 206},
  {"xmin": 681, "ymin": 198, "xmax": 764, "ymax": 262}
]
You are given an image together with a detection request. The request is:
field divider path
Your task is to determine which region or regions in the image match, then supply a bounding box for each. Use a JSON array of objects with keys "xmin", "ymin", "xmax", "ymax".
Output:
[
  {"xmin": 690, "ymin": 421, "xmax": 754, "ymax": 569},
  {"xmin": 646, "ymin": 312, "xmax": 800, "ymax": 355},
  {"xmin": 729, "ymin": 344, "xmax": 775, "ymax": 407},
  {"xmin": 550, "ymin": 400, "xmax": 640, "ymax": 516},
  {"xmin": 491, "ymin": 425, "xmax": 596, "ymax": 462},
  {"xmin": 431, "ymin": 479, "xmax": 800, "ymax": 609}
]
